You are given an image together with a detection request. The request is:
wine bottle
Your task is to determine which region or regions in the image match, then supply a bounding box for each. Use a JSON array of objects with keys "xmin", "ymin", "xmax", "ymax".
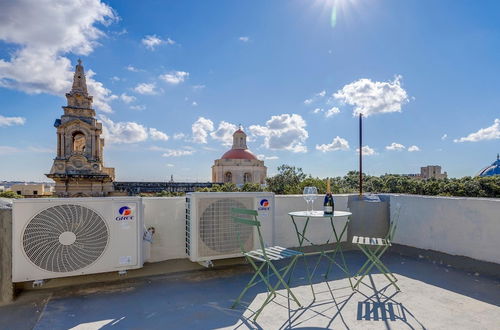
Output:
[{"xmin": 324, "ymin": 178, "xmax": 334, "ymax": 215}]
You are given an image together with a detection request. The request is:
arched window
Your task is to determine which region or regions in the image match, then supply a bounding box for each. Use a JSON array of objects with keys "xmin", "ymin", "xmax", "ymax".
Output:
[
  {"xmin": 72, "ymin": 132, "xmax": 86, "ymax": 152},
  {"xmin": 224, "ymin": 172, "xmax": 232, "ymax": 183},
  {"xmin": 244, "ymin": 173, "xmax": 252, "ymax": 183}
]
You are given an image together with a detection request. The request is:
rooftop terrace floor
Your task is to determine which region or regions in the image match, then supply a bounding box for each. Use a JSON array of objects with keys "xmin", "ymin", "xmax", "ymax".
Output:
[{"xmin": 2, "ymin": 251, "xmax": 499, "ymax": 330}]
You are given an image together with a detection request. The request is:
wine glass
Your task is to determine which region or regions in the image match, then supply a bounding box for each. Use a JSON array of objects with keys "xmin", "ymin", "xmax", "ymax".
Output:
[
  {"xmin": 302, "ymin": 187, "xmax": 311, "ymax": 213},
  {"xmin": 303, "ymin": 186, "xmax": 318, "ymax": 214},
  {"xmin": 309, "ymin": 186, "xmax": 318, "ymax": 213}
]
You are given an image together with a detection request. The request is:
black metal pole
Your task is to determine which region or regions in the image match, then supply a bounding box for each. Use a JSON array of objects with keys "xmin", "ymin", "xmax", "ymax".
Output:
[{"xmin": 359, "ymin": 113, "xmax": 363, "ymax": 198}]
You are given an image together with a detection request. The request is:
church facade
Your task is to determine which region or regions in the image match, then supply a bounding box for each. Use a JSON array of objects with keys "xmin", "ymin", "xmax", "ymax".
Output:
[
  {"xmin": 46, "ymin": 60, "xmax": 115, "ymax": 197},
  {"xmin": 212, "ymin": 129, "xmax": 267, "ymax": 185}
]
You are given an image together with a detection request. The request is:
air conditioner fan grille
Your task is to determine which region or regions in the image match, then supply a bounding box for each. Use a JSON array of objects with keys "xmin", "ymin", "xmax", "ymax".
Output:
[
  {"xmin": 22, "ymin": 204, "xmax": 108, "ymax": 273},
  {"xmin": 199, "ymin": 199, "xmax": 253, "ymax": 256}
]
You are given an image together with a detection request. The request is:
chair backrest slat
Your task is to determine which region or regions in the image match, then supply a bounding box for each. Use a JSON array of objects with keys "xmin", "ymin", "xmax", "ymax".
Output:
[
  {"xmin": 233, "ymin": 217, "xmax": 261, "ymax": 227},
  {"xmin": 232, "ymin": 208, "xmax": 258, "ymax": 216}
]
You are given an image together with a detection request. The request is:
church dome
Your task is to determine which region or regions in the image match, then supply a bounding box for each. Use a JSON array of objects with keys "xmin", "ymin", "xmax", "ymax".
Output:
[
  {"xmin": 219, "ymin": 127, "xmax": 259, "ymax": 160},
  {"xmin": 221, "ymin": 149, "xmax": 258, "ymax": 160},
  {"xmin": 477, "ymin": 154, "xmax": 500, "ymax": 177}
]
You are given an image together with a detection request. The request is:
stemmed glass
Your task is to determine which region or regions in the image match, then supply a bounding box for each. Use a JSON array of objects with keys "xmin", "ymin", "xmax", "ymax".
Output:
[{"xmin": 303, "ymin": 186, "xmax": 318, "ymax": 214}]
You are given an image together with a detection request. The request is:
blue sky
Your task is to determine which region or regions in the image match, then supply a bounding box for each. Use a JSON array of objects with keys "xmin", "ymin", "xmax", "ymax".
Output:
[{"xmin": 0, "ymin": 0, "xmax": 499, "ymax": 182}]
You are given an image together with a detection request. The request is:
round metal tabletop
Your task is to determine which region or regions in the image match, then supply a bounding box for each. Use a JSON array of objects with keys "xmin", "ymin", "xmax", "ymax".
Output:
[{"xmin": 288, "ymin": 210, "xmax": 352, "ymax": 218}]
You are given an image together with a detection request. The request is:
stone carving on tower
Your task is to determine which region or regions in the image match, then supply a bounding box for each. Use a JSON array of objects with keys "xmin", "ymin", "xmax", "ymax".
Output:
[
  {"xmin": 46, "ymin": 60, "xmax": 115, "ymax": 197},
  {"xmin": 212, "ymin": 127, "xmax": 267, "ymax": 185}
]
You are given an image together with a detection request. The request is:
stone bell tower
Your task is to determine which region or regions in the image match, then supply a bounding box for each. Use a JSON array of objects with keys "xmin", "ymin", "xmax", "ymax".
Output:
[{"xmin": 46, "ymin": 60, "xmax": 115, "ymax": 197}]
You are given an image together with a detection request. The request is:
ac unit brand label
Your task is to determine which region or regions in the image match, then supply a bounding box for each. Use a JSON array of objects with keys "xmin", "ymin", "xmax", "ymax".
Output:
[
  {"xmin": 115, "ymin": 205, "xmax": 135, "ymax": 221},
  {"xmin": 258, "ymin": 198, "xmax": 270, "ymax": 211}
]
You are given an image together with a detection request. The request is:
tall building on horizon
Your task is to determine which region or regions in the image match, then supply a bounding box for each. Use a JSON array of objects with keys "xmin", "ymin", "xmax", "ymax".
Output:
[{"xmin": 46, "ymin": 60, "xmax": 115, "ymax": 197}]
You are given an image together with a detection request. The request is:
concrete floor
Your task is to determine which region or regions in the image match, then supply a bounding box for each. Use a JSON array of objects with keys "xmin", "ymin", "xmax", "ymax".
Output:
[{"xmin": 1, "ymin": 251, "xmax": 499, "ymax": 330}]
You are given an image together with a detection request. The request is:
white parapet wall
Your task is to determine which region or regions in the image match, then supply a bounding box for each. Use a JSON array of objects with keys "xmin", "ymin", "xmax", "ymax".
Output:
[
  {"xmin": 390, "ymin": 194, "xmax": 500, "ymax": 264},
  {"xmin": 142, "ymin": 195, "xmax": 351, "ymax": 263}
]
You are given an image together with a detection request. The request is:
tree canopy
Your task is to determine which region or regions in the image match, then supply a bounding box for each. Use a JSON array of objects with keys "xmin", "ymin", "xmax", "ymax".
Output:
[{"xmin": 264, "ymin": 166, "xmax": 500, "ymax": 198}]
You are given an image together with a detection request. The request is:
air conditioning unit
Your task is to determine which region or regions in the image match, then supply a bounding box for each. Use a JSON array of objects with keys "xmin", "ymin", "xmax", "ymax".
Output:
[
  {"xmin": 12, "ymin": 197, "xmax": 144, "ymax": 282},
  {"xmin": 185, "ymin": 192, "xmax": 275, "ymax": 263}
]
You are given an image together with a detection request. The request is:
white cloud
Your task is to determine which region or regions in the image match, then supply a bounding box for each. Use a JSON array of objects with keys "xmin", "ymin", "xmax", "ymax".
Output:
[
  {"xmin": 173, "ymin": 133, "xmax": 186, "ymax": 140},
  {"xmin": 192, "ymin": 101, "xmax": 198, "ymax": 106},
  {"xmin": 99, "ymin": 115, "xmax": 149, "ymax": 144},
  {"xmin": 334, "ymin": 76, "xmax": 409, "ymax": 117},
  {"xmin": 192, "ymin": 117, "xmax": 214, "ymax": 144},
  {"xmin": 125, "ymin": 65, "xmax": 140, "ymax": 72},
  {"xmin": 134, "ymin": 83, "xmax": 157, "ymax": 95},
  {"xmin": 325, "ymin": 107, "xmax": 340, "ymax": 118},
  {"xmin": 0, "ymin": 0, "xmax": 117, "ymax": 113},
  {"xmin": 312, "ymin": 107, "xmax": 339, "ymax": 118},
  {"xmin": 120, "ymin": 93, "xmax": 136, "ymax": 104},
  {"xmin": 149, "ymin": 128, "xmax": 169, "ymax": 141},
  {"xmin": 441, "ymin": 134, "xmax": 448, "ymax": 140},
  {"xmin": 257, "ymin": 154, "xmax": 279, "ymax": 161},
  {"xmin": 0, "ymin": 146, "xmax": 20, "ymax": 154},
  {"xmin": 386, "ymin": 142, "xmax": 406, "ymax": 151},
  {"xmin": 85, "ymin": 69, "xmax": 116, "ymax": 113},
  {"xmin": 111, "ymin": 76, "xmax": 120, "ymax": 82},
  {"xmin": 166, "ymin": 163, "xmax": 174, "ymax": 167},
  {"xmin": 304, "ymin": 90, "xmax": 326, "ymax": 105},
  {"xmin": 408, "ymin": 145, "xmax": 420, "ymax": 152},
  {"xmin": 454, "ymin": 119, "xmax": 500, "ymax": 143},
  {"xmin": 162, "ymin": 149, "xmax": 194, "ymax": 157},
  {"xmin": 0, "ymin": 115, "xmax": 26, "ymax": 127},
  {"xmin": 356, "ymin": 145, "xmax": 377, "ymax": 156},
  {"xmin": 141, "ymin": 35, "xmax": 175, "ymax": 50},
  {"xmin": 210, "ymin": 121, "xmax": 238, "ymax": 146},
  {"xmin": 316, "ymin": 136, "xmax": 350, "ymax": 152},
  {"xmin": 239, "ymin": 36, "xmax": 250, "ymax": 42},
  {"xmin": 249, "ymin": 114, "xmax": 308, "ymax": 153},
  {"xmin": 130, "ymin": 105, "xmax": 145, "ymax": 111},
  {"xmin": 192, "ymin": 84, "xmax": 205, "ymax": 90},
  {"xmin": 159, "ymin": 71, "xmax": 189, "ymax": 85}
]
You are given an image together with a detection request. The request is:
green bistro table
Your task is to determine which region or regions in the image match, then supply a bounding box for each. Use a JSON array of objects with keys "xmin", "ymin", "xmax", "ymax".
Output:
[{"xmin": 288, "ymin": 210, "xmax": 353, "ymax": 294}]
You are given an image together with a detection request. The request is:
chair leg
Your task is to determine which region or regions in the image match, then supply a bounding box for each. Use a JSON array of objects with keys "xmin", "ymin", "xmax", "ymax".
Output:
[
  {"xmin": 302, "ymin": 254, "xmax": 316, "ymax": 300},
  {"xmin": 354, "ymin": 244, "xmax": 385, "ymax": 280},
  {"xmin": 353, "ymin": 245, "xmax": 399, "ymax": 291},
  {"xmin": 354, "ymin": 245, "xmax": 386, "ymax": 289},
  {"xmin": 232, "ymin": 260, "xmax": 266, "ymax": 309},
  {"xmin": 368, "ymin": 254, "xmax": 400, "ymax": 291},
  {"xmin": 251, "ymin": 258, "xmax": 302, "ymax": 321},
  {"xmin": 268, "ymin": 259, "xmax": 302, "ymax": 307}
]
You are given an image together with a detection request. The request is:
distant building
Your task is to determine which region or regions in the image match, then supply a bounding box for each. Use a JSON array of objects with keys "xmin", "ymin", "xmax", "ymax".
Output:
[
  {"xmin": 46, "ymin": 60, "xmax": 115, "ymax": 197},
  {"xmin": 420, "ymin": 165, "xmax": 447, "ymax": 179},
  {"xmin": 212, "ymin": 128, "xmax": 267, "ymax": 185},
  {"xmin": 403, "ymin": 165, "xmax": 447, "ymax": 179},
  {"xmin": 477, "ymin": 154, "xmax": 500, "ymax": 177},
  {"xmin": 114, "ymin": 182, "xmax": 218, "ymax": 195},
  {"xmin": 10, "ymin": 183, "xmax": 53, "ymax": 197}
]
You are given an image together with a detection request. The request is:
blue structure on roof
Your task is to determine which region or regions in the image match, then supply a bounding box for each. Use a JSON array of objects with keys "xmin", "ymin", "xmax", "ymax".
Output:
[{"xmin": 477, "ymin": 154, "xmax": 500, "ymax": 177}]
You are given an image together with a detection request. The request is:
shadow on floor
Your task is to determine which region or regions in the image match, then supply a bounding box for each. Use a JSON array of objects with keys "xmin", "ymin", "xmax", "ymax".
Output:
[{"xmin": 2, "ymin": 251, "xmax": 499, "ymax": 330}]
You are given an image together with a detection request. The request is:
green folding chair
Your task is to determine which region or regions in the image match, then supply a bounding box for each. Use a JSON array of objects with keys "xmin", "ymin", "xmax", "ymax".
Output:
[
  {"xmin": 231, "ymin": 207, "xmax": 303, "ymax": 320},
  {"xmin": 352, "ymin": 206, "xmax": 401, "ymax": 291}
]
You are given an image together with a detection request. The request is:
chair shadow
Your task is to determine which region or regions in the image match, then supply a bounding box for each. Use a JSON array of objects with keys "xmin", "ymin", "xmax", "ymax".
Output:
[{"xmin": 354, "ymin": 275, "xmax": 427, "ymax": 329}]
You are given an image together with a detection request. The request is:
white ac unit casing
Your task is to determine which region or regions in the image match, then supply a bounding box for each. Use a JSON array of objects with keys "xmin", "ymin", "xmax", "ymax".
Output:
[
  {"xmin": 12, "ymin": 197, "xmax": 144, "ymax": 282},
  {"xmin": 185, "ymin": 192, "xmax": 275, "ymax": 262}
]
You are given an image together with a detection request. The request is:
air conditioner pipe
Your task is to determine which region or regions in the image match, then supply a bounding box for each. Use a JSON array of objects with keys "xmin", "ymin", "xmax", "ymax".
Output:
[{"xmin": 143, "ymin": 226, "xmax": 155, "ymax": 262}]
